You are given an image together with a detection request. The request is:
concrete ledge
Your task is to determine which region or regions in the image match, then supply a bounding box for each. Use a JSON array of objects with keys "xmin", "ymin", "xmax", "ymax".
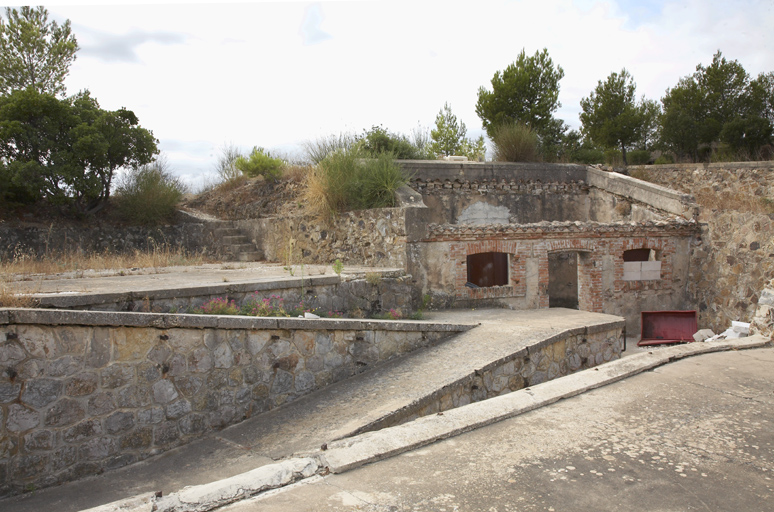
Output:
[
  {"xmin": 79, "ymin": 458, "xmax": 319, "ymax": 512},
  {"xmin": 627, "ymin": 161, "xmax": 774, "ymax": 171},
  {"xmin": 586, "ymin": 167, "xmax": 697, "ymax": 218},
  {"xmin": 320, "ymin": 335, "xmax": 771, "ymax": 473},
  {"xmin": 399, "ymin": 161, "xmax": 588, "ymax": 183},
  {"xmin": 0, "ymin": 307, "xmax": 476, "ymax": 333},
  {"xmin": 34, "ymin": 275, "xmax": 343, "ymax": 309}
]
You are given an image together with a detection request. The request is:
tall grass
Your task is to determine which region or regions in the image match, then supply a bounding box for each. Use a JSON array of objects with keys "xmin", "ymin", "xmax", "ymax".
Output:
[
  {"xmin": 491, "ymin": 122, "xmax": 540, "ymax": 162},
  {"xmin": 303, "ymin": 149, "xmax": 408, "ymax": 221},
  {"xmin": 113, "ymin": 159, "xmax": 186, "ymax": 226},
  {"xmin": 303, "ymin": 132, "xmax": 359, "ymax": 165}
]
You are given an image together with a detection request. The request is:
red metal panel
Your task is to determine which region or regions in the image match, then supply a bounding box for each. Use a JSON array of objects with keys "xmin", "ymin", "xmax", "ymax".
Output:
[{"xmin": 638, "ymin": 310, "xmax": 697, "ymax": 346}]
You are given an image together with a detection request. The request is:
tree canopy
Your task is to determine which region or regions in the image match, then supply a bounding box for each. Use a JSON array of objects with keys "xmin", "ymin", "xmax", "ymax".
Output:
[
  {"xmin": 475, "ymin": 48, "xmax": 566, "ymax": 145},
  {"xmin": 660, "ymin": 51, "xmax": 773, "ymax": 160},
  {"xmin": 579, "ymin": 69, "xmax": 656, "ymax": 165},
  {"xmin": 430, "ymin": 102, "xmax": 467, "ymax": 157},
  {"xmin": 0, "ymin": 88, "xmax": 158, "ymax": 211},
  {"xmin": 0, "ymin": 6, "xmax": 79, "ymax": 96}
]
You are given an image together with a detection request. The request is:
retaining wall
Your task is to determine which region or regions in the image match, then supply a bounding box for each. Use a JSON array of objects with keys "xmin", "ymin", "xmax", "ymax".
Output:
[{"xmin": 0, "ymin": 309, "xmax": 472, "ymax": 496}]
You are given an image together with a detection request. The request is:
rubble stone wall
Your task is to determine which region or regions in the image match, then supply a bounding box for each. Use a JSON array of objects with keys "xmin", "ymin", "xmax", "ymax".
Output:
[
  {"xmin": 392, "ymin": 326, "xmax": 624, "ymax": 429},
  {"xmin": 235, "ymin": 208, "xmax": 409, "ymax": 268},
  {"xmin": 627, "ymin": 163, "xmax": 774, "ymax": 332},
  {"xmin": 0, "ymin": 309, "xmax": 470, "ymax": 496}
]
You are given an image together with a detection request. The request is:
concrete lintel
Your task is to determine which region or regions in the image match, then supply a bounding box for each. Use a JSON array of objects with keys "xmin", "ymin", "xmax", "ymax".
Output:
[{"xmin": 399, "ymin": 161, "xmax": 588, "ymax": 183}]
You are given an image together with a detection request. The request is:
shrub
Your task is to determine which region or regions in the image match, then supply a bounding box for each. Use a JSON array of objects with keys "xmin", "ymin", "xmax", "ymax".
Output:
[
  {"xmin": 359, "ymin": 125, "xmax": 421, "ymax": 160},
  {"xmin": 198, "ymin": 297, "xmax": 239, "ymax": 315},
  {"xmin": 113, "ymin": 159, "xmax": 185, "ymax": 226},
  {"xmin": 627, "ymin": 150, "xmax": 652, "ymax": 165},
  {"xmin": 242, "ymin": 294, "xmax": 288, "ymax": 317},
  {"xmin": 303, "ymin": 148, "xmax": 408, "ymax": 221},
  {"xmin": 303, "ymin": 132, "xmax": 358, "ymax": 164},
  {"xmin": 491, "ymin": 122, "xmax": 540, "ymax": 162},
  {"xmin": 214, "ymin": 143, "xmax": 242, "ymax": 182},
  {"xmin": 654, "ymin": 154, "xmax": 674, "ymax": 165},
  {"xmin": 235, "ymin": 147, "xmax": 284, "ymax": 181},
  {"xmin": 604, "ymin": 149, "xmax": 623, "ymax": 166},
  {"xmin": 571, "ymin": 147, "xmax": 605, "ymax": 164}
]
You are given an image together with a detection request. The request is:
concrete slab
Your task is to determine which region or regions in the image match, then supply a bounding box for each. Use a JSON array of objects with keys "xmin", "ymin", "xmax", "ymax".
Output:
[{"xmin": 221, "ymin": 346, "xmax": 774, "ymax": 512}]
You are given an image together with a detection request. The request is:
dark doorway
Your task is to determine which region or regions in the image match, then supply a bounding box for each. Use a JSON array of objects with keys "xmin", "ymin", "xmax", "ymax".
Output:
[
  {"xmin": 548, "ymin": 252, "xmax": 579, "ymax": 309},
  {"xmin": 467, "ymin": 252, "xmax": 508, "ymax": 287}
]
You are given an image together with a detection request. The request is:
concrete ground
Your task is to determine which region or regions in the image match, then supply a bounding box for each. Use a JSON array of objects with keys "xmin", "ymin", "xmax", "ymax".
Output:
[{"xmin": 224, "ymin": 347, "xmax": 774, "ymax": 512}]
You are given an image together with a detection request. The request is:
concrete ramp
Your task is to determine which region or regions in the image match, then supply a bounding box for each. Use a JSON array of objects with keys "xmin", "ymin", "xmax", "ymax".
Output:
[{"xmin": 1, "ymin": 309, "xmax": 624, "ymax": 512}]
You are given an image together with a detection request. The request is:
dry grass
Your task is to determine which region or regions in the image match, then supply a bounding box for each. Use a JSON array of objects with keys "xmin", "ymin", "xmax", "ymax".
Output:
[
  {"xmin": 693, "ymin": 190, "xmax": 774, "ymax": 215},
  {"xmin": 1, "ymin": 244, "xmax": 212, "ymax": 277},
  {"xmin": 303, "ymin": 166, "xmax": 336, "ymax": 223},
  {"xmin": 0, "ymin": 281, "xmax": 39, "ymax": 308}
]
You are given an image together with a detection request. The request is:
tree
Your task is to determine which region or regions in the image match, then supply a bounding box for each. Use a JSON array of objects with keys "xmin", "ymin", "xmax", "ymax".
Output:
[
  {"xmin": 0, "ymin": 6, "xmax": 79, "ymax": 96},
  {"xmin": 579, "ymin": 69, "xmax": 653, "ymax": 165},
  {"xmin": 0, "ymin": 88, "xmax": 157, "ymax": 211},
  {"xmin": 660, "ymin": 51, "xmax": 773, "ymax": 161},
  {"xmin": 475, "ymin": 48, "xmax": 565, "ymax": 143},
  {"xmin": 430, "ymin": 102, "xmax": 467, "ymax": 157}
]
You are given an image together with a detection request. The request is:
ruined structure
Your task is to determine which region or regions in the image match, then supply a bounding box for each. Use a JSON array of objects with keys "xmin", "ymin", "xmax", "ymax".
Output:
[{"xmin": 396, "ymin": 162, "xmax": 697, "ymax": 334}]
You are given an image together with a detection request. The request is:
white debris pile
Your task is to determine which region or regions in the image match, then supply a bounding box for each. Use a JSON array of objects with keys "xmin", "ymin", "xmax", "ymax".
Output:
[{"xmin": 696, "ymin": 321, "xmax": 750, "ymax": 342}]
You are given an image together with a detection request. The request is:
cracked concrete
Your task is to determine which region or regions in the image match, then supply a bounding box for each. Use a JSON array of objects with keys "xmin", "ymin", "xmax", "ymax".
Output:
[{"xmin": 221, "ymin": 346, "xmax": 774, "ymax": 512}]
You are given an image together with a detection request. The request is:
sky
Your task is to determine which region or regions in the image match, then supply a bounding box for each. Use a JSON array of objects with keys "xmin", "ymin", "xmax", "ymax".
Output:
[{"xmin": 24, "ymin": 0, "xmax": 774, "ymax": 188}]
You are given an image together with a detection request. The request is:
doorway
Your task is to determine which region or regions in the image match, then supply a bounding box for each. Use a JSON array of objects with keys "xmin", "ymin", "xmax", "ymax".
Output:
[{"xmin": 548, "ymin": 251, "xmax": 579, "ymax": 309}]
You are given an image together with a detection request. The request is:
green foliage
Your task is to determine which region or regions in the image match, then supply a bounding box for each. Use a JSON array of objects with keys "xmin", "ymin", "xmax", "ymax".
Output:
[
  {"xmin": 332, "ymin": 258, "xmax": 343, "ymax": 275},
  {"xmin": 653, "ymin": 154, "xmax": 674, "ymax": 165},
  {"xmin": 0, "ymin": 6, "xmax": 79, "ymax": 96},
  {"xmin": 719, "ymin": 116, "xmax": 773, "ymax": 155},
  {"xmin": 476, "ymin": 48, "xmax": 566, "ymax": 146},
  {"xmin": 303, "ymin": 132, "xmax": 359, "ymax": 164},
  {"xmin": 627, "ymin": 150, "xmax": 652, "ymax": 165},
  {"xmin": 0, "ymin": 88, "xmax": 157, "ymax": 211},
  {"xmin": 430, "ymin": 102, "xmax": 467, "ymax": 157},
  {"xmin": 358, "ymin": 125, "xmax": 423, "ymax": 160},
  {"xmin": 660, "ymin": 51, "xmax": 774, "ymax": 161},
  {"xmin": 580, "ymin": 69, "xmax": 656, "ymax": 165},
  {"xmin": 572, "ymin": 147, "xmax": 605, "ymax": 164},
  {"xmin": 305, "ymin": 148, "xmax": 409, "ymax": 220},
  {"xmin": 490, "ymin": 121, "xmax": 540, "ymax": 162},
  {"xmin": 113, "ymin": 158, "xmax": 185, "ymax": 226},
  {"xmin": 235, "ymin": 146, "xmax": 284, "ymax": 181},
  {"xmin": 430, "ymin": 103, "xmax": 486, "ymax": 160}
]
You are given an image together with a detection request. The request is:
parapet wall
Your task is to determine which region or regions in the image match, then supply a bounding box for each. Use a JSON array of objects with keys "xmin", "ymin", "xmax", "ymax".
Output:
[{"xmin": 0, "ymin": 309, "xmax": 472, "ymax": 496}]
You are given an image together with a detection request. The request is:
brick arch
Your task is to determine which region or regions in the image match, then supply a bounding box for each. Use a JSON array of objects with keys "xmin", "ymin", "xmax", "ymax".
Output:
[{"xmin": 545, "ymin": 239, "xmax": 597, "ymax": 253}]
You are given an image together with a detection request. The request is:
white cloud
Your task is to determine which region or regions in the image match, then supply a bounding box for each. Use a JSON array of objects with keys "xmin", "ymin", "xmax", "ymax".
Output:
[{"xmin": 28, "ymin": 0, "xmax": 771, "ymax": 180}]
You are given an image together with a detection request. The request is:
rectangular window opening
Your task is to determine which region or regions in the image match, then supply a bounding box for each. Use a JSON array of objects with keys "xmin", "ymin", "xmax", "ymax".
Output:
[{"xmin": 466, "ymin": 252, "xmax": 509, "ymax": 288}]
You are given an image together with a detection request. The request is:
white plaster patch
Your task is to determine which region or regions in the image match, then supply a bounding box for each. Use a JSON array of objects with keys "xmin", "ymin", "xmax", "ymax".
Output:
[{"xmin": 457, "ymin": 202, "xmax": 510, "ymax": 225}]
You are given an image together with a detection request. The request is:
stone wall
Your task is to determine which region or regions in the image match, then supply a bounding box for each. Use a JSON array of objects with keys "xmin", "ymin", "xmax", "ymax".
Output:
[
  {"xmin": 34, "ymin": 273, "xmax": 418, "ymax": 319},
  {"xmin": 0, "ymin": 214, "xmax": 225, "ymax": 261},
  {"xmin": 235, "ymin": 208, "xmax": 409, "ymax": 268},
  {"xmin": 0, "ymin": 309, "xmax": 471, "ymax": 496},
  {"xmin": 627, "ymin": 163, "xmax": 774, "ymax": 332}
]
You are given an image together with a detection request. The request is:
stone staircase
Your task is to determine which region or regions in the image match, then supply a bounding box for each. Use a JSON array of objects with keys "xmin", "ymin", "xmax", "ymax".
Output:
[{"xmin": 214, "ymin": 225, "xmax": 261, "ymax": 262}]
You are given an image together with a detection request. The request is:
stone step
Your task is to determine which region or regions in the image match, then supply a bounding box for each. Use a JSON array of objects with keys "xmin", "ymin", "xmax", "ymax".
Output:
[
  {"xmin": 222, "ymin": 235, "xmax": 248, "ymax": 245},
  {"xmin": 214, "ymin": 227, "xmax": 240, "ymax": 237},
  {"xmin": 230, "ymin": 243, "xmax": 256, "ymax": 253},
  {"xmin": 238, "ymin": 251, "xmax": 261, "ymax": 262}
]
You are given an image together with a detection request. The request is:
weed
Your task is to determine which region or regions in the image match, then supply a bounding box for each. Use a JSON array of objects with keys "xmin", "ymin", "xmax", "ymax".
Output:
[
  {"xmin": 365, "ymin": 272, "xmax": 382, "ymax": 286},
  {"xmin": 491, "ymin": 122, "xmax": 540, "ymax": 163},
  {"xmin": 332, "ymin": 259, "xmax": 343, "ymax": 275},
  {"xmin": 198, "ymin": 297, "xmax": 240, "ymax": 315},
  {"xmin": 113, "ymin": 158, "xmax": 186, "ymax": 226},
  {"xmin": 303, "ymin": 132, "xmax": 359, "ymax": 164}
]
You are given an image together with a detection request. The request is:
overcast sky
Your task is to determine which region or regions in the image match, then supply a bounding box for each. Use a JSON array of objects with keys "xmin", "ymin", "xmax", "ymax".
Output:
[{"xmin": 33, "ymin": 0, "xmax": 774, "ymax": 187}]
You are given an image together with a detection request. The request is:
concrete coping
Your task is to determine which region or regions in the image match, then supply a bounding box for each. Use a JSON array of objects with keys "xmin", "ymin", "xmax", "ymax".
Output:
[{"xmin": 0, "ymin": 307, "xmax": 477, "ymax": 333}]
